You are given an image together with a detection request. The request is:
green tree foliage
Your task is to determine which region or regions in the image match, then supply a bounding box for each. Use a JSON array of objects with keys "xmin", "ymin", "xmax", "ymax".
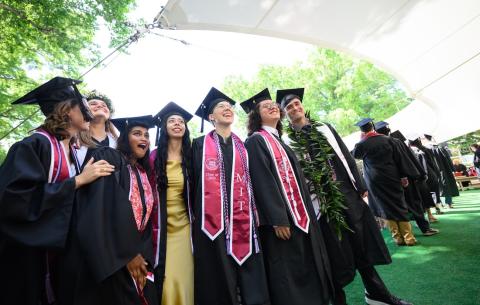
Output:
[
  {"xmin": 0, "ymin": 0, "xmax": 138, "ymax": 161},
  {"xmin": 222, "ymin": 48, "xmax": 412, "ymax": 136},
  {"xmin": 448, "ymin": 130, "xmax": 480, "ymax": 155}
]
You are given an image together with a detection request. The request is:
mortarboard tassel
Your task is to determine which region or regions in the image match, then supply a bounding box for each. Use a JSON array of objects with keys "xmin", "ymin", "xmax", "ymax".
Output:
[
  {"xmin": 200, "ymin": 104, "xmax": 205, "ymax": 133},
  {"xmin": 155, "ymin": 125, "xmax": 160, "ymax": 147}
]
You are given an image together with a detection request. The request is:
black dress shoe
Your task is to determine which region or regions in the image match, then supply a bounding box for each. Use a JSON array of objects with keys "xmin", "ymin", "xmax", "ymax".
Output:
[
  {"xmin": 365, "ymin": 292, "xmax": 413, "ymax": 305},
  {"xmin": 423, "ymin": 228, "xmax": 440, "ymax": 236}
]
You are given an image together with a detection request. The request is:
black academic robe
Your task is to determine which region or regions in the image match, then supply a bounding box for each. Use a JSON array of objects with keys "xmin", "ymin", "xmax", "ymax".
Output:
[
  {"xmin": 0, "ymin": 133, "xmax": 77, "ymax": 305},
  {"xmin": 390, "ymin": 138, "xmax": 428, "ymax": 217},
  {"xmin": 432, "ymin": 147, "xmax": 459, "ymax": 198},
  {"xmin": 306, "ymin": 124, "xmax": 391, "ymax": 288},
  {"xmin": 149, "ymin": 149, "xmax": 193, "ymax": 302},
  {"xmin": 57, "ymin": 147, "xmax": 158, "ymax": 305},
  {"xmin": 192, "ymin": 135, "xmax": 270, "ymax": 305},
  {"xmin": 415, "ymin": 147, "xmax": 442, "ymax": 204},
  {"xmin": 245, "ymin": 133, "xmax": 333, "ymax": 305},
  {"xmin": 474, "ymin": 148, "xmax": 480, "ymax": 168},
  {"xmin": 402, "ymin": 145, "xmax": 436, "ymax": 210},
  {"xmin": 353, "ymin": 134, "xmax": 420, "ymax": 221}
]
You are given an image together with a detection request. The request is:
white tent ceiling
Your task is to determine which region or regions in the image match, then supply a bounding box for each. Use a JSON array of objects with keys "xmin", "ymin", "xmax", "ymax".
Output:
[{"xmin": 157, "ymin": 0, "xmax": 480, "ymax": 146}]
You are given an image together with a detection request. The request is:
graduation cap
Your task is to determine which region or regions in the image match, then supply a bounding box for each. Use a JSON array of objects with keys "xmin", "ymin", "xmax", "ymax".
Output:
[
  {"xmin": 154, "ymin": 102, "xmax": 193, "ymax": 124},
  {"xmin": 406, "ymin": 132, "xmax": 421, "ymax": 141},
  {"xmin": 374, "ymin": 121, "xmax": 390, "ymax": 135},
  {"xmin": 391, "ymin": 130, "xmax": 407, "ymax": 142},
  {"xmin": 405, "ymin": 132, "xmax": 422, "ymax": 146},
  {"xmin": 354, "ymin": 118, "xmax": 374, "ymax": 127},
  {"xmin": 194, "ymin": 87, "xmax": 236, "ymax": 132},
  {"xmin": 153, "ymin": 102, "xmax": 193, "ymax": 145},
  {"xmin": 374, "ymin": 121, "xmax": 389, "ymax": 130},
  {"xmin": 110, "ymin": 115, "xmax": 156, "ymax": 133},
  {"xmin": 355, "ymin": 118, "xmax": 375, "ymax": 132},
  {"xmin": 240, "ymin": 88, "xmax": 272, "ymax": 113},
  {"xmin": 12, "ymin": 76, "xmax": 93, "ymax": 121},
  {"xmin": 276, "ymin": 88, "xmax": 304, "ymax": 110}
]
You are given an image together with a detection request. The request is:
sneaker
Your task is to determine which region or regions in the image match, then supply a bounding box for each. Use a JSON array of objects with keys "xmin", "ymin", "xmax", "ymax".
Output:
[{"xmin": 365, "ymin": 292, "xmax": 413, "ymax": 305}]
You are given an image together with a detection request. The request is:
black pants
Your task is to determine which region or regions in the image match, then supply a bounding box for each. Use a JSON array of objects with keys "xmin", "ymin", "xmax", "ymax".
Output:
[
  {"xmin": 333, "ymin": 266, "xmax": 390, "ymax": 305},
  {"xmin": 414, "ymin": 214, "xmax": 431, "ymax": 233}
]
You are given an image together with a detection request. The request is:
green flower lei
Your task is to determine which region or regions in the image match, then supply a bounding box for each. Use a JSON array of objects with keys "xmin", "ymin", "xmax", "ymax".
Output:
[{"xmin": 287, "ymin": 112, "xmax": 351, "ymax": 238}]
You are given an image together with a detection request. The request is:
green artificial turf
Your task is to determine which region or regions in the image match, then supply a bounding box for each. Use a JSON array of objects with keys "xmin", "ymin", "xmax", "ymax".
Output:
[{"xmin": 344, "ymin": 189, "xmax": 480, "ymax": 305}]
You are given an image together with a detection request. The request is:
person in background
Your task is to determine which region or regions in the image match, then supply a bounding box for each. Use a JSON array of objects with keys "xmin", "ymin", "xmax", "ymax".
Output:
[
  {"xmin": 470, "ymin": 144, "xmax": 480, "ymax": 177},
  {"xmin": 376, "ymin": 123, "xmax": 439, "ymax": 236},
  {"xmin": 453, "ymin": 159, "xmax": 468, "ymax": 176},
  {"xmin": 353, "ymin": 119, "xmax": 420, "ymax": 246},
  {"xmin": 428, "ymin": 141, "xmax": 459, "ymax": 209}
]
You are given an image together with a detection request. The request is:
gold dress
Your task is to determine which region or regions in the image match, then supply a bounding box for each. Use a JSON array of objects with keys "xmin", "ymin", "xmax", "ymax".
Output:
[{"xmin": 162, "ymin": 160, "xmax": 194, "ymax": 305}]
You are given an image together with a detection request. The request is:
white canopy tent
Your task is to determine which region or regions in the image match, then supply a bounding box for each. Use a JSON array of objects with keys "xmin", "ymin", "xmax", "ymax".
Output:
[{"xmin": 156, "ymin": 0, "xmax": 480, "ymax": 147}]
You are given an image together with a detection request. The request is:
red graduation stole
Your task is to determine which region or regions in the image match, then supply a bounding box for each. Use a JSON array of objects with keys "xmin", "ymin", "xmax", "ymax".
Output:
[
  {"xmin": 361, "ymin": 130, "xmax": 382, "ymax": 141},
  {"xmin": 35, "ymin": 129, "xmax": 72, "ymax": 183},
  {"xmin": 34, "ymin": 129, "xmax": 76, "ymax": 304},
  {"xmin": 202, "ymin": 131, "xmax": 256, "ymax": 265},
  {"xmin": 257, "ymin": 129, "xmax": 310, "ymax": 233}
]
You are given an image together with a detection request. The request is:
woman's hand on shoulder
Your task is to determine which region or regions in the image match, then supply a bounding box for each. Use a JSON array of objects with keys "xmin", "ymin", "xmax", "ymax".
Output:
[{"xmin": 75, "ymin": 157, "xmax": 115, "ymax": 189}]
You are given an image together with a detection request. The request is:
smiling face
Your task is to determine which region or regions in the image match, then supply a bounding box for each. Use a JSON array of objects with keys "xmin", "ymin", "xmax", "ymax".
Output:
[
  {"xmin": 88, "ymin": 99, "xmax": 110, "ymax": 121},
  {"xmin": 166, "ymin": 114, "xmax": 186, "ymax": 139},
  {"xmin": 258, "ymin": 99, "xmax": 280, "ymax": 126},
  {"xmin": 128, "ymin": 126, "xmax": 150, "ymax": 159},
  {"xmin": 284, "ymin": 97, "xmax": 305, "ymax": 123},
  {"xmin": 209, "ymin": 101, "xmax": 234, "ymax": 126}
]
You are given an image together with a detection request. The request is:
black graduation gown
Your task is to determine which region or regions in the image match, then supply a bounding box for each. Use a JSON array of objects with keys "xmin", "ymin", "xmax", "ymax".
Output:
[
  {"xmin": 56, "ymin": 147, "xmax": 158, "ymax": 305},
  {"xmin": 390, "ymin": 138, "xmax": 427, "ymax": 217},
  {"xmin": 80, "ymin": 136, "xmax": 111, "ymax": 168},
  {"xmin": 0, "ymin": 133, "xmax": 77, "ymax": 305},
  {"xmin": 309, "ymin": 124, "xmax": 391, "ymax": 288},
  {"xmin": 432, "ymin": 147, "xmax": 459, "ymax": 198},
  {"xmin": 150, "ymin": 151, "xmax": 193, "ymax": 302},
  {"xmin": 474, "ymin": 148, "xmax": 480, "ymax": 168},
  {"xmin": 353, "ymin": 135, "xmax": 420, "ymax": 221},
  {"xmin": 192, "ymin": 135, "xmax": 270, "ymax": 305},
  {"xmin": 245, "ymin": 133, "xmax": 333, "ymax": 305},
  {"xmin": 415, "ymin": 148, "xmax": 442, "ymax": 204}
]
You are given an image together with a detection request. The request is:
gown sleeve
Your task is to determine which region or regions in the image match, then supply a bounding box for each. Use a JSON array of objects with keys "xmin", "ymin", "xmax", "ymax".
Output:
[
  {"xmin": 352, "ymin": 141, "xmax": 364, "ymax": 160},
  {"xmin": 245, "ymin": 134, "xmax": 291, "ymax": 227},
  {"xmin": 390, "ymin": 138, "xmax": 421, "ymax": 179},
  {"xmin": 0, "ymin": 135, "xmax": 76, "ymax": 248}
]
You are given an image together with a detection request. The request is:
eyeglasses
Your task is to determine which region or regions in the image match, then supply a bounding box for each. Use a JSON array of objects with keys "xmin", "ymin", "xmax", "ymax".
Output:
[
  {"xmin": 261, "ymin": 101, "xmax": 279, "ymax": 110},
  {"xmin": 214, "ymin": 102, "xmax": 233, "ymax": 110}
]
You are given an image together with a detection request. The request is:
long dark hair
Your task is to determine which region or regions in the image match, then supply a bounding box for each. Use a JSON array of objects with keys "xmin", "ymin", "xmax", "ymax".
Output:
[
  {"xmin": 117, "ymin": 123, "xmax": 151, "ymax": 174},
  {"xmin": 154, "ymin": 113, "xmax": 192, "ymax": 192},
  {"xmin": 247, "ymin": 102, "xmax": 285, "ymax": 137}
]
